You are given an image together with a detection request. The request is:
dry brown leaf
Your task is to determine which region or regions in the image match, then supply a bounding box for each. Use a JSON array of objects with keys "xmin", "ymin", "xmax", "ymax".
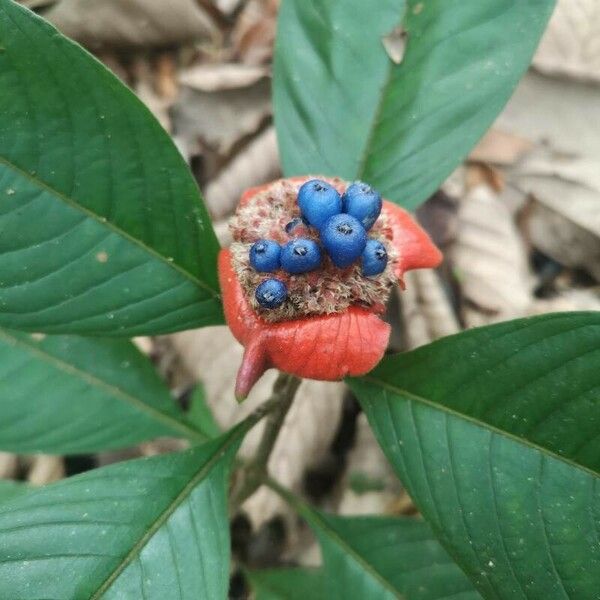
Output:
[
  {"xmin": 169, "ymin": 326, "xmax": 344, "ymax": 528},
  {"xmin": 496, "ymin": 72, "xmax": 600, "ymax": 160},
  {"xmin": 534, "ymin": 0, "xmax": 600, "ymax": 83},
  {"xmin": 469, "ymin": 128, "xmax": 533, "ymax": 166},
  {"xmin": 232, "ymin": 0, "xmax": 279, "ymax": 64},
  {"xmin": 172, "ymin": 63, "xmax": 271, "ymax": 157},
  {"xmin": 45, "ymin": 0, "xmax": 218, "ymax": 48},
  {"xmin": 399, "ymin": 269, "xmax": 460, "ymax": 349},
  {"xmin": 132, "ymin": 57, "xmax": 174, "ymax": 133},
  {"xmin": 0, "ymin": 453, "xmax": 18, "ymax": 479},
  {"xmin": 528, "ymin": 288, "xmax": 600, "ymax": 316},
  {"xmin": 26, "ymin": 455, "xmax": 65, "ymax": 486},
  {"xmin": 338, "ymin": 415, "xmax": 401, "ymax": 517},
  {"xmin": 215, "ymin": 0, "xmax": 242, "ymax": 15},
  {"xmin": 452, "ymin": 174, "xmax": 532, "ymax": 326},
  {"xmin": 205, "ymin": 127, "xmax": 280, "ymax": 218},
  {"xmin": 20, "ymin": 0, "xmax": 57, "ymax": 7},
  {"xmin": 515, "ymin": 149, "xmax": 600, "ymax": 282}
]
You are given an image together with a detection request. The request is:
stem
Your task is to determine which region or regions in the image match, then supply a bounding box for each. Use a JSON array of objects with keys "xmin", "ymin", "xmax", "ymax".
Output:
[{"xmin": 232, "ymin": 372, "xmax": 301, "ymax": 509}]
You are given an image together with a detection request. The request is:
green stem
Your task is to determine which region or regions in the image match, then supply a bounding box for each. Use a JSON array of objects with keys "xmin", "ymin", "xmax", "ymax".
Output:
[{"xmin": 232, "ymin": 372, "xmax": 301, "ymax": 509}]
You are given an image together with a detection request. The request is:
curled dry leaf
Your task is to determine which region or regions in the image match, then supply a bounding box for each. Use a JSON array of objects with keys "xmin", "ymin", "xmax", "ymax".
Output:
[
  {"xmin": 0, "ymin": 453, "xmax": 18, "ymax": 479},
  {"xmin": 172, "ymin": 63, "xmax": 271, "ymax": 157},
  {"xmin": 469, "ymin": 127, "xmax": 533, "ymax": 166},
  {"xmin": 25, "ymin": 455, "xmax": 65, "ymax": 486},
  {"xmin": 132, "ymin": 57, "xmax": 175, "ymax": 134},
  {"xmin": 44, "ymin": 0, "xmax": 218, "ymax": 48},
  {"xmin": 338, "ymin": 414, "xmax": 402, "ymax": 517},
  {"xmin": 528, "ymin": 288, "xmax": 600, "ymax": 316},
  {"xmin": 169, "ymin": 326, "xmax": 344, "ymax": 528},
  {"xmin": 205, "ymin": 127, "xmax": 280, "ymax": 219},
  {"xmin": 516, "ymin": 150, "xmax": 600, "ymax": 281},
  {"xmin": 232, "ymin": 0, "xmax": 280, "ymax": 64},
  {"xmin": 452, "ymin": 170, "xmax": 532, "ymax": 326},
  {"xmin": 496, "ymin": 72, "xmax": 600, "ymax": 159},
  {"xmin": 399, "ymin": 269, "xmax": 460, "ymax": 350},
  {"xmin": 533, "ymin": 0, "xmax": 600, "ymax": 83}
]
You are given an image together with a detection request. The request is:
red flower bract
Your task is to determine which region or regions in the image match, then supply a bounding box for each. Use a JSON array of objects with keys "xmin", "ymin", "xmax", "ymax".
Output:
[{"xmin": 219, "ymin": 177, "xmax": 443, "ymax": 400}]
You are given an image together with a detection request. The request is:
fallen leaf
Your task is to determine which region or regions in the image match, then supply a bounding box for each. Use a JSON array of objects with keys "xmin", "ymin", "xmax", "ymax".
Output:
[
  {"xmin": 469, "ymin": 128, "xmax": 533, "ymax": 166},
  {"xmin": 44, "ymin": 0, "xmax": 218, "ymax": 48},
  {"xmin": 172, "ymin": 63, "xmax": 271, "ymax": 157},
  {"xmin": 452, "ymin": 169, "xmax": 532, "ymax": 326},
  {"xmin": 534, "ymin": 0, "xmax": 600, "ymax": 83},
  {"xmin": 399, "ymin": 269, "xmax": 460, "ymax": 349},
  {"xmin": 511, "ymin": 146, "xmax": 600, "ymax": 281},
  {"xmin": 338, "ymin": 415, "xmax": 401, "ymax": 517},
  {"xmin": 25, "ymin": 455, "xmax": 65, "ymax": 486},
  {"xmin": 232, "ymin": 0, "xmax": 279, "ymax": 64},
  {"xmin": 528, "ymin": 288, "xmax": 600, "ymax": 315},
  {"xmin": 205, "ymin": 127, "xmax": 280, "ymax": 218}
]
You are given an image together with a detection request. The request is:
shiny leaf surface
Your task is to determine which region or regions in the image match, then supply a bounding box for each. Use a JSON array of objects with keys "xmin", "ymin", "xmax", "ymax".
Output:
[
  {"xmin": 0, "ymin": 426, "xmax": 248, "ymax": 598},
  {"xmin": 274, "ymin": 0, "xmax": 555, "ymax": 209},
  {"xmin": 272, "ymin": 481, "xmax": 479, "ymax": 599},
  {"xmin": 349, "ymin": 312, "xmax": 600, "ymax": 599},
  {"xmin": 0, "ymin": 328, "xmax": 205, "ymax": 453},
  {"xmin": 0, "ymin": 0, "xmax": 222, "ymax": 335}
]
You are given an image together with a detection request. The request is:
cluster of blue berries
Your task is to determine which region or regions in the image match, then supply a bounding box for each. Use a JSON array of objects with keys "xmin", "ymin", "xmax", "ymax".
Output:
[{"xmin": 251, "ymin": 179, "xmax": 388, "ymax": 309}]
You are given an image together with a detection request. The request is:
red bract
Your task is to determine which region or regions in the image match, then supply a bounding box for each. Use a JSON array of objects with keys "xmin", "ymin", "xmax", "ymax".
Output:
[{"xmin": 219, "ymin": 177, "xmax": 442, "ymax": 400}]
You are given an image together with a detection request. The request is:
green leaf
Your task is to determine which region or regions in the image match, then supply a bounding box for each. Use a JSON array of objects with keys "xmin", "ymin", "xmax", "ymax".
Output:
[
  {"xmin": 0, "ymin": 328, "xmax": 207, "ymax": 454},
  {"xmin": 0, "ymin": 480, "xmax": 30, "ymax": 504},
  {"xmin": 186, "ymin": 383, "xmax": 221, "ymax": 439},
  {"xmin": 0, "ymin": 0, "xmax": 222, "ymax": 335},
  {"xmin": 271, "ymin": 481, "xmax": 479, "ymax": 599},
  {"xmin": 0, "ymin": 425, "xmax": 249, "ymax": 599},
  {"xmin": 247, "ymin": 568, "xmax": 325, "ymax": 600},
  {"xmin": 274, "ymin": 0, "xmax": 555, "ymax": 210},
  {"xmin": 348, "ymin": 312, "xmax": 600, "ymax": 599}
]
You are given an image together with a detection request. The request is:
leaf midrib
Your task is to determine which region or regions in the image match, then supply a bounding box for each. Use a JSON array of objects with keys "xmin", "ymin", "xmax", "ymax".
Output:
[
  {"xmin": 0, "ymin": 155, "xmax": 220, "ymax": 300},
  {"xmin": 355, "ymin": 4, "xmax": 406, "ymax": 182},
  {"xmin": 0, "ymin": 328, "xmax": 205, "ymax": 443},
  {"xmin": 90, "ymin": 425, "xmax": 246, "ymax": 598},
  {"xmin": 269, "ymin": 479, "xmax": 401, "ymax": 598},
  {"xmin": 358, "ymin": 376, "xmax": 600, "ymax": 480}
]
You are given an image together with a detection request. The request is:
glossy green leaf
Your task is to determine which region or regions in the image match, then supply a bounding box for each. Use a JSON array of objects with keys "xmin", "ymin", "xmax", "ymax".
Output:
[
  {"xmin": 0, "ymin": 328, "xmax": 206, "ymax": 454},
  {"xmin": 0, "ymin": 480, "xmax": 30, "ymax": 504},
  {"xmin": 271, "ymin": 480, "xmax": 479, "ymax": 599},
  {"xmin": 274, "ymin": 0, "xmax": 555, "ymax": 209},
  {"xmin": 348, "ymin": 312, "xmax": 600, "ymax": 599},
  {"xmin": 0, "ymin": 425, "xmax": 249, "ymax": 599},
  {"xmin": 0, "ymin": 0, "xmax": 222, "ymax": 335},
  {"xmin": 248, "ymin": 568, "xmax": 325, "ymax": 600}
]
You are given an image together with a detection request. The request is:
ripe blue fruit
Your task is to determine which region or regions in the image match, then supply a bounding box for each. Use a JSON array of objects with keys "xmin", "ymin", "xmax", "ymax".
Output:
[
  {"xmin": 361, "ymin": 239, "xmax": 388, "ymax": 276},
  {"xmin": 255, "ymin": 278, "xmax": 287, "ymax": 309},
  {"xmin": 280, "ymin": 238, "xmax": 322, "ymax": 274},
  {"xmin": 249, "ymin": 239, "xmax": 281, "ymax": 272},
  {"xmin": 297, "ymin": 179, "xmax": 342, "ymax": 229},
  {"xmin": 342, "ymin": 181, "xmax": 382, "ymax": 230},
  {"xmin": 321, "ymin": 214, "xmax": 367, "ymax": 268}
]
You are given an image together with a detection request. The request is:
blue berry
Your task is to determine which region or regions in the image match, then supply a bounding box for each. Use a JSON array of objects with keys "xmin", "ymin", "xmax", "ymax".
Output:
[
  {"xmin": 249, "ymin": 239, "xmax": 281, "ymax": 272},
  {"xmin": 280, "ymin": 238, "xmax": 322, "ymax": 274},
  {"xmin": 342, "ymin": 181, "xmax": 382, "ymax": 230},
  {"xmin": 361, "ymin": 239, "xmax": 388, "ymax": 276},
  {"xmin": 297, "ymin": 179, "xmax": 342, "ymax": 229},
  {"xmin": 321, "ymin": 214, "xmax": 367, "ymax": 268},
  {"xmin": 255, "ymin": 279, "xmax": 287, "ymax": 309}
]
